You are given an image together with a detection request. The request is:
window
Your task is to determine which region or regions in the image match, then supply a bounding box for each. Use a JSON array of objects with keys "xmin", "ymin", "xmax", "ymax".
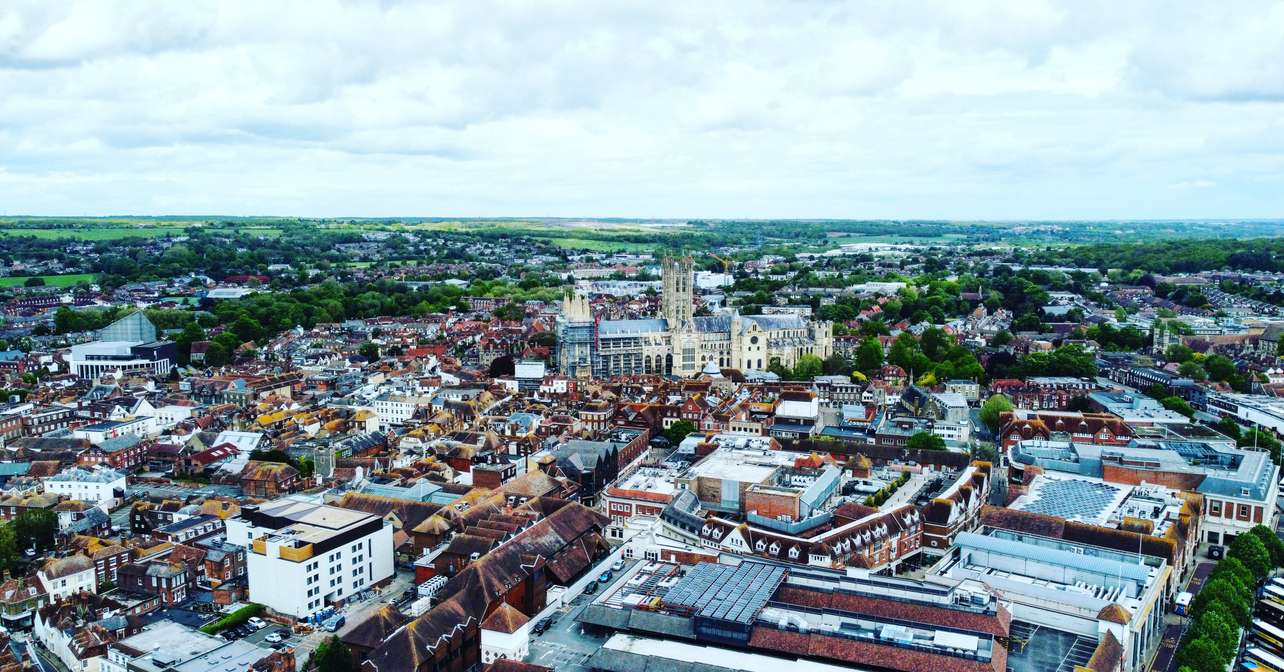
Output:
[{"xmin": 1240, "ymin": 505, "xmax": 1249, "ymax": 518}]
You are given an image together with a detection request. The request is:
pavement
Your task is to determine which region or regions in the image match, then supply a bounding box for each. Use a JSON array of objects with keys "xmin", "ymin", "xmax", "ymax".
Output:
[{"xmin": 1149, "ymin": 560, "xmax": 1216, "ymax": 672}]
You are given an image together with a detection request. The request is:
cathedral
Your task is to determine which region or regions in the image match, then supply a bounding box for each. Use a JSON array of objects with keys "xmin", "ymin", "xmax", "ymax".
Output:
[{"xmin": 555, "ymin": 256, "xmax": 833, "ymax": 379}]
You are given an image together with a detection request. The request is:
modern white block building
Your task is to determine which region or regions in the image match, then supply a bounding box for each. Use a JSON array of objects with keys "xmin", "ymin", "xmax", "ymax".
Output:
[{"xmin": 227, "ymin": 498, "xmax": 394, "ymax": 619}]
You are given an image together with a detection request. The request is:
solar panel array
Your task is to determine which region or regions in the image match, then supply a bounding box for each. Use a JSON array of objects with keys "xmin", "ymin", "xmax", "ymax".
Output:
[
  {"xmin": 661, "ymin": 562, "xmax": 787, "ymax": 626},
  {"xmin": 1019, "ymin": 479, "xmax": 1121, "ymax": 521}
]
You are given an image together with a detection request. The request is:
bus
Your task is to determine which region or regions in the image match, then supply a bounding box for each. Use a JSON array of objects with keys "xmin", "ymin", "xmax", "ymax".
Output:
[
  {"xmin": 1259, "ymin": 599, "xmax": 1284, "ymax": 629},
  {"xmin": 1244, "ymin": 645, "xmax": 1284, "ymax": 672},
  {"xmin": 1251, "ymin": 618, "xmax": 1284, "ymax": 655}
]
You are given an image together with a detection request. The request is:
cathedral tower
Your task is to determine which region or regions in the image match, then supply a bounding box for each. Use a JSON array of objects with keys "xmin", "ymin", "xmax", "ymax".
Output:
[{"xmin": 661, "ymin": 256, "xmax": 694, "ymax": 327}]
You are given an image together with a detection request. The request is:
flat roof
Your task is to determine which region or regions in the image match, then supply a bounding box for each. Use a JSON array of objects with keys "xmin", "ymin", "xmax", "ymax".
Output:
[
  {"xmin": 595, "ymin": 633, "xmax": 869, "ymax": 672},
  {"xmin": 251, "ymin": 498, "xmax": 369, "ymax": 531},
  {"xmin": 1010, "ymin": 475, "xmax": 1132, "ymax": 525}
]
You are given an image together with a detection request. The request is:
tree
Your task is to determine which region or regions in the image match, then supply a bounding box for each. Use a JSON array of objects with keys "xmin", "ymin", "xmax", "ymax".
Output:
[
  {"xmin": 1215, "ymin": 416, "xmax": 1241, "ymax": 442},
  {"xmin": 664, "ymin": 420, "xmax": 697, "ymax": 445},
  {"xmin": 1210, "ymin": 556, "xmax": 1254, "ymax": 590},
  {"xmin": 23, "ymin": 277, "xmax": 44, "ymax": 287},
  {"xmin": 1174, "ymin": 636, "xmax": 1227, "ymax": 672},
  {"xmin": 979, "ymin": 394, "xmax": 1014, "ymax": 432},
  {"xmin": 494, "ymin": 302, "xmax": 525, "ymax": 322},
  {"xmin": 990, "ymin": 330, "xmax": 1012, "ymax": 347},
  {"xmin": 0, "ymin": 524, "xmax": 18, "ymax": 573},
  {"xmin": 1204, "ymin": 354, "xmax": 1237, "ymax": 382},
  {"xmin": 1178, "ymin": 360, "xmax": 1208, "ymax": 381},
  {"xmin": 1248, "ymin": 524, "xmax": 1284, "ymax": 567},
  {"xmin": 907, "ymin": 432, "xmax": 946, "ymax": 451},
  {"xmin": 854, "ymin": 337, "xmax": 884, "ymax": 373},
  {"xmin": 175, "ymin": 321, "xmax": 206, "ymax": 366},
  {"xmin": 1228, "ymin": 531, "xmax": 1272, "ymax": 578},
  {"xmin": 1190, "ymin": 576, "xmax": 1251, "ymax": 626},
  {"xmin": 1160, "ymin": 396, "xmax": 1194, "ymax": 418},
  {"xmin": 358, "ymin": 342, "xmax": 380, "ymax": 362},
  {"xmin": 488, "ymin": 354, "xmax": 515, "ymax": 378},
  {"xmin": 792, "ymin": 354, "xmax": 824, "ymax": 380},
  {"xmin": 13, "ymin": 509, "xmax": 56, "ymax": 553},
  {"xmin": 920, "ymin": 327, "xmax": 951, "ymax": 361},
  {"xmin": 821, "ymin": 353, "xmax": 851, "ymax": 377},
  {"xmin": 1238, "ymin": 428, "xmax": 1282, "ymax": 464},
  {"xmin": 1165, "ymin": 344, "xmax": 1195, "ymax": 363},
  {"xmin": 1189, "ymin": 608, "xmax": 1238, "ymax": 661},
  {"xmin": 310, "ymin": 636, "xmax": 357, "ymax": 672}
]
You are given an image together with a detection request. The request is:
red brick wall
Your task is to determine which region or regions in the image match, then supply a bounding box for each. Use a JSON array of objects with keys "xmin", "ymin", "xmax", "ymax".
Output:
[
  {"xmin": 744, "ymin": 489, "xmax": 800, "ymax": 521},
  {"xmin": 1102, "ymin": 465, "xmax": 1204, "ymax": 491}
]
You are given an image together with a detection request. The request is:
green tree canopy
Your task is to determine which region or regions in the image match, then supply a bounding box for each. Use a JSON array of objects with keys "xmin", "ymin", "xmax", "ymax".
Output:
[
  {"xmin": 1228, "ymin": 531, "xmax": 1272, "ymax": 578},
  {"xmin": 979, "ymin": 394, "xmax": 1014, "ymax": 432},
  {"xmin": 664, "ymin": 420, "xmax": 697, "ymax": 446},
  {"xmin": 907, "ymin": 432, "xmax": 946, "ymax": 451},
  {"xmin": 854, "ymin": 337, "xmax": 884, "ymax": 373},
  {"xmin": 310, "ymin": 636, "xmax": 357, "ymax": 672}
]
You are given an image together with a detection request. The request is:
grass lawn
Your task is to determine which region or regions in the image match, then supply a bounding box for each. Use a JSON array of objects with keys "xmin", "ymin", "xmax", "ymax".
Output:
[{"xmin": 0, "ymin": 273, "xmax": 98, "ymax": 287}]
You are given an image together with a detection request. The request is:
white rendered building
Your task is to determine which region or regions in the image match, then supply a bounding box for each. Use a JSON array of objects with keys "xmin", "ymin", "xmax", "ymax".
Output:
[
  {"xmin": 227, "ymin": 498, "xmax": 394, "ymax": 619},
  {"xmin": 43, "ymin": 466, "xmax": 127, "ymax": 507}
]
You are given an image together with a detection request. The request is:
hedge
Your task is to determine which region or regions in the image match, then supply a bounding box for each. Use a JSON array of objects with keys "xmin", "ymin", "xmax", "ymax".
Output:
[{"xmin": 200, "ymin": 603, "xmax": 265, "ymax": 634}]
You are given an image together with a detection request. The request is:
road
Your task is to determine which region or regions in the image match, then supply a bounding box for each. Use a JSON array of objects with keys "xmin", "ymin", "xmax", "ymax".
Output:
[
  {"xmin": 1149, "ymin": 560, "xmax": 1215, "ymax": 672},
  {"xmin": 292, "ymin": 569, "xmax": 418, "ymax": 670},
  {"xmin": 525, "ymin": 558, "xmax": 637, "ymax": 672}
]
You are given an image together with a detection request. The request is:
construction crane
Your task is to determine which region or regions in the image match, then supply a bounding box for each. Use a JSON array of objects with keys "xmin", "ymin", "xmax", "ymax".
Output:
[{"xmin": 710, "ymin": 253, "xmax": 734, "ymax": 274}]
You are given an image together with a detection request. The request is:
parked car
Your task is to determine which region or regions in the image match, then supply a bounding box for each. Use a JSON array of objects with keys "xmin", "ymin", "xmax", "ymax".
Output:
[
  {"xmin": 532, "ymin": 619, "xmax": 550, "ymax": 635},
  {"xmin": 598, "ymin": 571, "xmax": 613, "ymax": 583},
  {"xmin": 611, "ymin": 560, "xmax": 624, "ymax": 572},
  {"xmin": 264, "ymin": 631, "xmax": 285, "ymax": 644},
  {"xmin": 582, "ymin": 581, "xmax": 599, "ymax": 595},
  {"xmin": 247, "ymin": 617, "xmax": 267, "ymax": 630}
]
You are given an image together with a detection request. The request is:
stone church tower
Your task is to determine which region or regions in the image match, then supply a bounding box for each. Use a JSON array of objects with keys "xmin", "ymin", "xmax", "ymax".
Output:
[
  {"xmin": 661, "ymin": 256, "xmax": 694, "ymax": 327},
  {"xmin": 662, "ymin": 256, "xmax": 701, "ymax": 376}
]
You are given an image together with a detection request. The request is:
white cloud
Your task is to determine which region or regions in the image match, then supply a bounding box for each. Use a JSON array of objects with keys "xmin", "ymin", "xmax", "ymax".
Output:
[{"xmin": 0, "ymin": 0, "xmax": 1280, "ymax": 218}]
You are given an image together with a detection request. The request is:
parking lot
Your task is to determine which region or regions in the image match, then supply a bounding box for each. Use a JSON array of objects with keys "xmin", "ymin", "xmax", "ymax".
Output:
[
  {"xmin": 130, "ymin": 482, "xmax": 243, "ymax": 499},
  {"xmin": 525, "ymin": 558, "xmax": 635, "ymax": 672}
]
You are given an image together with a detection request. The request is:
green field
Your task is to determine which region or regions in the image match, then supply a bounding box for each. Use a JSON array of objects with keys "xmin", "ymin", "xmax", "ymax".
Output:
[
  {"xmin": 0, "ymin": 227, "xmax": 186, "ymax": 240},
  {"xmin": 544, "ymin": 237, "xmax": 656, "ymax": 252},
  {"xmin": 0, "ymin": 273, "xmax": 98, "ymax": 287}
]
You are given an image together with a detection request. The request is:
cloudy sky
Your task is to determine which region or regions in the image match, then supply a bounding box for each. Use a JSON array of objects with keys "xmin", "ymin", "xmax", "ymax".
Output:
[{"xmin": 1, "ymin": 1, "xmax": 1282, "ymax": 219}]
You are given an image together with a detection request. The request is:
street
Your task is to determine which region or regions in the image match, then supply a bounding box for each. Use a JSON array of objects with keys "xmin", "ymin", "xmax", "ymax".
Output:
[
  {"xmin": 293, "ymin": 569, "xmax": 418, "ymax": 670},
  {"xmin": 1149, "ymin": 560, "xmax": 1215, "ymax": 672}
]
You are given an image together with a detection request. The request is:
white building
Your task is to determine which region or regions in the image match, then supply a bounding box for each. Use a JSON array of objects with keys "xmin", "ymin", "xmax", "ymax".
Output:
[
  {"xmin": 37, "ymin": 555, "xmax": 97, "ymax": 600},
  {"xmin": 72, "ymin": 417, "xmax": 155, "ymax": 443},
  {"xmin": 212, "ymin": 430, "xmax": 266, "ymax": 453},
  {"xmin": 227, "ymin": 498, "xmax": 394, "ymax": 619},
  {"xmin": 43, "ymin": 466, "xmax": 127, "ymax": 508},
  {"xmin": 479, "ymin": 603, "xmax": 532, "ymax": 665},
  {"xmin": 372, "ymin": 393, "xmax": 429, "ymax": 429}
]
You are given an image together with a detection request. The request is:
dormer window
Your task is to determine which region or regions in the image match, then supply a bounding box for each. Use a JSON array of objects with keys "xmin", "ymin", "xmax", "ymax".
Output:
[
  {"xmin": 788, "ymin": 547, "xmax": 800, "ymax": 559},
  {"xmin": 755, "ymin": 540, "xmax": 766, "ymax": 552}
]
